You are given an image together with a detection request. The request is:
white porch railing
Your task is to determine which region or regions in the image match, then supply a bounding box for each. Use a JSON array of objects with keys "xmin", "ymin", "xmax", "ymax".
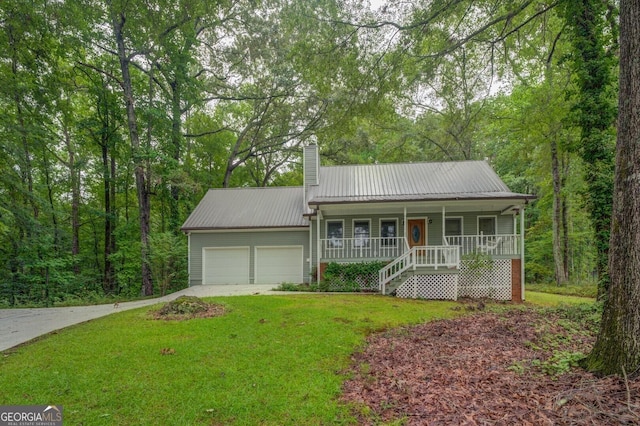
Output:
[
  {"xmin": 378, "ymin": 245, "xmax": 460, "ymax": 293},
  {"xmin": 445, "ymin": 234, "xmax": 521, "ymax": 256},
  {"xmin": 321, "ymin": 237, "xmax": 406, "ymax": 260}
]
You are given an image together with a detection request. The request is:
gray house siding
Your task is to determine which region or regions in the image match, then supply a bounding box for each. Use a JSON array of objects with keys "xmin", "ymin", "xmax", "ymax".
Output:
[{"xmin": 188, "ymin": 230, "xmax": 310, "ymax": 286}]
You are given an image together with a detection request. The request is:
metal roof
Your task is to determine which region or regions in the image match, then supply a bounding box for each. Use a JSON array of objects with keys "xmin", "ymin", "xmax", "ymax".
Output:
[
  {"xmin": 182, "ymin": 161, "xmax": 535, "ymax": 231},
  {"xmin": 181, "ymin": 186, "xmax": 308, "ymax": 231},
  {"xmin": 307, "ymin": 161, "xmax": 534, "ymax": 205}
]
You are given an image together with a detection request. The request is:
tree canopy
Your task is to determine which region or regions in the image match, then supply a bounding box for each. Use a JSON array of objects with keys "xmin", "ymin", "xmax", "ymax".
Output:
[{"xmin": 0, "ymin": 0, "xmax": 617, "ymax": 309}]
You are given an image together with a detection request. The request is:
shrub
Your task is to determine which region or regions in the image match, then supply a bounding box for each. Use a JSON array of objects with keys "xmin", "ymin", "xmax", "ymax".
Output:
[{"xmin": 322, "ymin": 261, "xmax": 386, "ymax": 292}]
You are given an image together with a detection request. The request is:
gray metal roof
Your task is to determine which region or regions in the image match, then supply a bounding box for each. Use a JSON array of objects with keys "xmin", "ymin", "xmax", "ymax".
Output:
[
  {"xmin": 183, "ymin": 161, "xmax": 534, "ymax": 231},
  {"xmin": 307, "ymin": 161, "xmax": 534, "ymax": 205},
  {"xmin": 181, "ymin": 186, "xmax": 308, "ymax": 231}
]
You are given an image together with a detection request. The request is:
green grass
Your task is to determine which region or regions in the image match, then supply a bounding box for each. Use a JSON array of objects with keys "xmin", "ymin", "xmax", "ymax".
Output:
[
  {"xmin": 0, "ymin": 294, "xmax": 460, "ymax": 425},
  {"xmin": 525, "ymin": 290, "xmax": 595, "ymax": 306},
  {"xmin": 526, "ymin": 282, "xmax": 597, "ymax": 298}
]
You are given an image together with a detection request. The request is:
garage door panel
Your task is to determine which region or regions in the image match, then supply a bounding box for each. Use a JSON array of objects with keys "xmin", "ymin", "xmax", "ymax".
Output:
[
  {"xmin": 255, "ymin": 246, "xmax": 303, "ymax": 284},
  {"xmin": 203, "ymin": 247, "xmax": 249, "ymax": 285}
]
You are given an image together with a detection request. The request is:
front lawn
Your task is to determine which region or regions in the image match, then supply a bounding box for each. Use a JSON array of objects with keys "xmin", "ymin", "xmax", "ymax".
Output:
[{"xmin": 0, "ymin": 295, "xmax": 460, "ymax": 425}]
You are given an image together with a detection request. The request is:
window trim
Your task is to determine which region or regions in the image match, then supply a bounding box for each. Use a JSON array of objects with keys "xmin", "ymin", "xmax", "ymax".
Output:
[
  {"xmin": 477, "ymin": 215, "xmax": 497, "ymax": 235},
  {"xmin": 444, "ymin": 216, "xmax": 464, "ymax": 236},
  {"xmin": 325, "ymin": 219, "xmax": 344, "ymax": 248},
  {"xmin": 379, "ymin": 218, "xmax": 398, "ymax": 246},
  {"xmin": 352, "ymin": 218, "xmax": 371, "ymax": 247}
]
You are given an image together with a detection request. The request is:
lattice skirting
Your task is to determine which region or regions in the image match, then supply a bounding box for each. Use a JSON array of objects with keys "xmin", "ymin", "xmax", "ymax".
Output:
[
  {"xmin": 396, "ymin": 274, "xmax": 459, "ymax": 300},
  {"xmin": 458, "ymin": 258, "xmax": 512, "ymax": 300},
  {"xmin": 395, "ymin": 259, "xmax": 513, "ymax": 301}
]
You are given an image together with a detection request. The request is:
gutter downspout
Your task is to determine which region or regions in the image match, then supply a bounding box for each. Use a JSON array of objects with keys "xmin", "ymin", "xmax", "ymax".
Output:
[{"xmin": 187, "ymin": 232, "xmax": 191, "ymax": 287}]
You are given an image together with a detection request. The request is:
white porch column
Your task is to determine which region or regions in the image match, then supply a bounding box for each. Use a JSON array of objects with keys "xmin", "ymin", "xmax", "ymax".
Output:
[
  {"xmin": 403, "ymin": 207, "xmax": 407, "ymax": 243},
  {"xmin": 317, "ymin": 210, "xmax": 322, "ymax": 282},
  {"xmin": 308, "ymin": 217, "xmax": 313, "ymax": 282},
  {"xmin": 520, "ymin": 205, "xmax": 526, "ymax": 300},
  {"xmin": 442, "ymin": 205, "xmax": 446, "ymax": 244}
]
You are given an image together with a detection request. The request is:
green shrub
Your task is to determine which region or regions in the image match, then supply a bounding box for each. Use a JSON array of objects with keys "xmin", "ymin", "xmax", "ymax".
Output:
[
  {"xmin": 273, "ymin": 283, "xmax": 312, "ymax": 292},
  {"xmin": 323, "ymin": 261, "xmax": 385, "ymax": 292}
]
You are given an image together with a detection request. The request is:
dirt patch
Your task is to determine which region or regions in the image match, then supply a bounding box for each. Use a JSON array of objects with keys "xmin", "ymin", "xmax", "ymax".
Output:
[
  {"xmin": 152, "ymin": 296, "xmax": 225, "ymax": 321},
  {"xmin": 342, "ymin": 305, "xmax": 640, "ymax": 425}
]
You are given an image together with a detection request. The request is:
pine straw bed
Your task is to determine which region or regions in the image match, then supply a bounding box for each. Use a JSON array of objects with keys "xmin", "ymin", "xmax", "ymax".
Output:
[{"xmin": 341, "ymin": 305, "xmax": 640, "ymax": 425}]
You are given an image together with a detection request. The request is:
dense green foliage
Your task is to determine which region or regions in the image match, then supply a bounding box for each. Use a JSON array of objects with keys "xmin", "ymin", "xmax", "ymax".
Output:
[
  {"xmin": 558, "ymin": 0, "xmax": 618, "ymax": 298},
  {"xmin": 0, "ymin": 0, "xmax": 619, "ymax": 304}
]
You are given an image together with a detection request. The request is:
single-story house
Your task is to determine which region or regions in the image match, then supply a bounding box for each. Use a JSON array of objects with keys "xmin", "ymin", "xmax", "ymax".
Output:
[{"xmin": 181, "ymin": 145, "xmax": 535, "ymax": 301}]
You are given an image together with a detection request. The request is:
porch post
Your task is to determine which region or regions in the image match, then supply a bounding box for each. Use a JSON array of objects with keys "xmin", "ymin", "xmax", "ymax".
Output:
[
  {"xmin": 317, "ymin": 210, "xmax": 322, "ymax": 283},
  {"xmin": 520, "ymin": 205, "xmax": 525, "ymax": 301},
  {"xmin": 403, "ymin": 207, "xmax": 407, "ymax": 245},
  {"xmin": 309, "ymin": 217, "xmax": 313, "ymax": 282},
  {"xmin": 442, "ymin": 205, "xmax": 446, "ymax": 244}
]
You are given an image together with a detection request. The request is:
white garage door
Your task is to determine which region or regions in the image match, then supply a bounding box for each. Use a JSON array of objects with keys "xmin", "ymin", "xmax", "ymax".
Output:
[
  {"xmin": 255, "ymin": 246, "xmax": 303, "ymax": 284},
  {"xmin": 203, "ymin": 247, "xmax": 250, "ymax": 285}
]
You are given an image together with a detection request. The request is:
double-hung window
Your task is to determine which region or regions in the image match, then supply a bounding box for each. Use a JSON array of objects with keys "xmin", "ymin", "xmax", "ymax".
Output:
[
  {"xmin": 478, "ymin": 216, "xmax": 497, "ymax": 235},
  {"xmin": 380, "ymin": 219, "xmax": 397, "ymax": 246},
  {"xmin": 326, "ymin": 220, "xmax": 343, "ymax": 248},
  {"xmin": 353, "ymin": 220, "xmax": 370, "ymax": 247},
  {"xmin": 445, "ymin": 217, "xmax": 463, "ymax": 236}
]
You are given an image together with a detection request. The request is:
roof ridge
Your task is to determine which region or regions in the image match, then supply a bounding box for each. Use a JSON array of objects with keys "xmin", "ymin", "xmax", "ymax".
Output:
[
  {"xmin": 319, "ymin": 160, "xmax": 486, "ymax": 168},
  {"xmin": 207, "ymin": 186, "xmax": 303, "ymax": 191}
]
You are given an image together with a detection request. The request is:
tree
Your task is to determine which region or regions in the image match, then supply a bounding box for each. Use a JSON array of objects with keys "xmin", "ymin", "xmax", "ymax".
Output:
[
  {"xmin": 558, "ymin": 0, "xmax": 617, "ymax": 299},
  {"xmin": 586, "ymin": 0, "xmax": 640, "ymax": 376},
  {"xmin": 106, "ymin": 0, "xmax": 154, "ymax": 296}
]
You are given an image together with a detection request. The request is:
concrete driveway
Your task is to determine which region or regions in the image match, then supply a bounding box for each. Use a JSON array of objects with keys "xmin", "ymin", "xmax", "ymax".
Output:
[{"xmin": 0, "ymin": 284, "xmax": 278, "ymax": 352}]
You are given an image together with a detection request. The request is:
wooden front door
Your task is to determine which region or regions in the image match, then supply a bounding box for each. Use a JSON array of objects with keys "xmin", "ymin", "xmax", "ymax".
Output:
[{"xmin": 408, "ymin": 219, "xmax": 426, "ymax": 248}]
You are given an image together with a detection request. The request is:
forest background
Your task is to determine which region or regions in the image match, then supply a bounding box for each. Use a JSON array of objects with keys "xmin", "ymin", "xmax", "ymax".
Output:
[{"xmin": 0, "ymin": 0, "xmax": 617, "ymax": 305}]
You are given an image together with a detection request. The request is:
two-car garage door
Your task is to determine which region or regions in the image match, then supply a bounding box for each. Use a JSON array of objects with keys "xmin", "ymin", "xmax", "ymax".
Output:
[{"xmin": 203, "ymin": 246, "xmax": 303, "ymax": 285}]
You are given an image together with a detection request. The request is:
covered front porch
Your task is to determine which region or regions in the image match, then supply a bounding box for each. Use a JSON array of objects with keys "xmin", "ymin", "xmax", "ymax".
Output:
[{"xmin": 310, "ymin": 200, "xmax": 527, "ymax": 299}]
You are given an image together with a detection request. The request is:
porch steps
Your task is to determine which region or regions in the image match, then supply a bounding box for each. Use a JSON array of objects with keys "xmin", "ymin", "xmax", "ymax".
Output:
[{"xmin": 384, "ymin": 267, "xmax": 433, "ymax": 295}]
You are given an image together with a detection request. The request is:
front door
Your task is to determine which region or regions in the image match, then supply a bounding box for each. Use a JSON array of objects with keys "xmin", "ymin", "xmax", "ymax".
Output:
[{"xmin": 408, "ymin": 219, "xmax": 426, "ymax": 248}]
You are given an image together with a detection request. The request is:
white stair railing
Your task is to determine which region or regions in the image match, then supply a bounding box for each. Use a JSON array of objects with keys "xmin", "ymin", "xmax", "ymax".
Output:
[
  {"xmin": 378, "ymin": 247, "xmax": 415, "ymax": 294},
  {"xmin": 378, "ymin": 245, "xmax": 461, "ymax": 294}
]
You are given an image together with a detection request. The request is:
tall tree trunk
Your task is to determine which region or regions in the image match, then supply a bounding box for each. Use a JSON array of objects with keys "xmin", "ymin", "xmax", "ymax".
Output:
[
  {"xmin": 110, "ymin": 5, "xmax": 153, "ymax": 296},
  {"xmin": 586, "ymin": 0, "xmax": 640, "ymax": 375},
  {"xmin": 63, "ymin": 124, "xmax": 81, "ymax": 274},
  {"xmin": 550, "ymin": 138, "xmax": 567, "ymax": 285},
  {"xmin": 169, "ymin": 80, "xmax": 182, "ymax": 233},
  {"xmin": 561, "ymin": 155, "xmax": 570, "ymax": 281},
  {"xmin": 101, "ymin": 133, "xmax": 116, "ymax": 294}
]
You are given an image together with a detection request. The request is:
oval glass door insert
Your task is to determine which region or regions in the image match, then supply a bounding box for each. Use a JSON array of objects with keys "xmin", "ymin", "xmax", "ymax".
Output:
[{"xmin": 412, "ymin": 225, "xmax": 421, "ymax": 243}]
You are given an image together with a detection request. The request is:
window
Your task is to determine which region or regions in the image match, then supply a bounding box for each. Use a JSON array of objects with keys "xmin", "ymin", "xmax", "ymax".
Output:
[
  {"xmin": 380, "ymin": 219, "xmax": 397, "ymax": 246},
  {"xmin": 445, "ymin": 217, "xmax": 463, "ymax": 236},
  {"xmin": 326, "ymin": 221, "xmax": 343, "ymax": 248},
  {"xmin": 478, "ymin": 216, "xmax": 496, "ymax": 235},
  {"xmin": 353, "ymin": 220, "xmax": 370, "ymax": 247}
]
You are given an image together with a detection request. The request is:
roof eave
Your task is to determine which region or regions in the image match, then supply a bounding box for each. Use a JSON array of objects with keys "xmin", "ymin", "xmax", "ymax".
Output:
[
  {"xmin": 308, "ymin": 193, "xmax": 537, "ymax": 207},
  {"xmin": 181, "ymin": 225, "xmax": 309, "ymax": 233}
]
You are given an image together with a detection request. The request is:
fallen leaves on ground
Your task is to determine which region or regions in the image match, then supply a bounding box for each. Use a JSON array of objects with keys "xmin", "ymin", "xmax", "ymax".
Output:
[
  {"xmin": 152, "ymin": 296, "xmax": 225, "ymax": 320},
  {"xmin": 342, "ymin": 305, "xmax": 640, "ymax": 425}
]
